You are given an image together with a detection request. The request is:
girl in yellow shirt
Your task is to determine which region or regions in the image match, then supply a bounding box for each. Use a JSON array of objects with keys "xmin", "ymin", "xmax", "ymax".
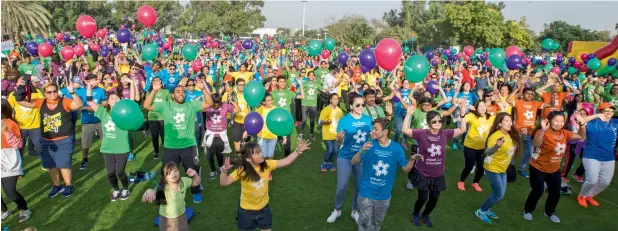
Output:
[
  {"xmin": 458, "ymin": 101, "xmax": 495, "ymax": 192},
  {"xmin": 318, "ymin": 93, "xmax": 343, "ymax": 171},
  {"xmin": 256, "ymin": 94, "xmax": 277, "ymax": 159}
]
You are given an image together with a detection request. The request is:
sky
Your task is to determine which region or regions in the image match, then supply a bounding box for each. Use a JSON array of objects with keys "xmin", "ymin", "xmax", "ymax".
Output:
[{"xmin": 261, "ymin": 1, "xmax": 618, "ymax": 34}]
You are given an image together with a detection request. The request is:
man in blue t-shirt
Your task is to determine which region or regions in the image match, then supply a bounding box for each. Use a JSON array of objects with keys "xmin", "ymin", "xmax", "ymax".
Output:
[
  {"xmin": 185, "ymin": 78, "xmax": 204, "ymax": 145},
  {"xmin": 75, "ymin": 74, "xmax": 107, "ymax": 170},
  {"xmin": 162, "ymin": 64, "xmax": 180, "ymax": 92},
  {"xmin": 351, "ymin": 118, "xmax": 419, "ymax": 230}
]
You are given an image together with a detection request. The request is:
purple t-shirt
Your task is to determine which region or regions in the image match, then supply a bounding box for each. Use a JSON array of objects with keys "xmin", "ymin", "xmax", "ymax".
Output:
[
  {"xmin": 204, "ymin": 103, "xmax": 234, "ymax": 134},
  {"xmin": 130, "ymin": 73, "xmax": 145, "ymax": 90},
  {"xmin": 412, "ymin": 129, "xmax": 455, "ymax": 178},
  {"xmin": 50, "ymin": 62, "xmax": 63, "ymax": 77},
  {"xmin": 1, "ymin": 79, "xmax": 16, "ymax": 97}
]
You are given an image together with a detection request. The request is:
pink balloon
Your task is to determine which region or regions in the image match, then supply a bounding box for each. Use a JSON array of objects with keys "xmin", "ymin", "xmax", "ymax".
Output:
[
  {"xmin": 505, "ymin": 46, "xmax": 522, "ymax": 58},
  {"xmin": 212, "ymin": 41, "xmax": 218, "ymax": 48},
  {"xmin": 96, "ymin": 29, "xmax": 107, "ymax": 39},
  {"xmin": 463, "ymin": 46, "xmax": 474, "ymax": 57},
  {"xmin": 38, "ymin": 43, "xmax": 53, "ymax": 57},
  {"xmin": 163, "ymin": 41, "xmax": 171, "ymax": 50},
  {"xmin": 456, "ymin": 53, "xmax": 463, "ymax": 59},
  {"xmin": 137, "ymin": 5, "xmax": 157, "ymax": 27},
  {"xmin": 485, "ymin": 60, "xmax": 492, "ymax": 67},
  {"xmin": 206, "ymin": 35, "xmax": 213, "ymax": 42},
  {"xmin": 580, "ymin": 53, "xmax": 588, "ymax": 60},
  {"xmin": 321, "ymin": 50, "xmax": 331, "ymax": 59},
  {"xmin": 374, "ymin": 38, "xmax": 402, "ymax": 71},
  {"xmin": 158, "ymin": 47, "xmax": 163, "ymax": 53},
  {"xmin": 60, "ymin": 46, "xmax": 74, "ymax": 61},
  {"xmin": 541, "ymin": 60, "xmax": 548, "ymax": 66},
  {"xmin": 205, "ymin": 42, "xmax": 212, "ymax": 49},
  {"xmin": 573, "ymin": 61, "xmax": 582, "ymax": 69},
  {"xmin": 131, "ymin": 24, "xmax": 136, "ymax": 30},
  {"xmin": 191, "ymin": 60, "xmax": 203, "ymax": 72},
  {"xmin": 235, "ymin": 41, "xmax": 241, "ymax": 48},
  {"xmin": 73, "ymin": 44, "xmax": 85, "ymax": 57},
  {"xmin": 551, "ymin": 66, "xmax": 561, "ymax": 75},
  {"xmin": 90, "ymin": 43, "xmax": 100, "ymax": 52},
  {"xmin": 75, "ymin": 15, "xmax": 97, "ymax": 38},
  {"xmin": 55, "ymin": 32, "xmax": 64, "ymax": 41}
]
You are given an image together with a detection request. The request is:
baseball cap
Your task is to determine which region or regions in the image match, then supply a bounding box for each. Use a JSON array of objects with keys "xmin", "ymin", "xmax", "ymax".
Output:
[{"xmin": 597, "ymin": 102, "xmax": 616, "ymax": 111}]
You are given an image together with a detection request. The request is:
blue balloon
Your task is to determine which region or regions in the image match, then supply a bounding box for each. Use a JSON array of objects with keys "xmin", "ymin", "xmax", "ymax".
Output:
[
  {"xmin": 587, "ymin": 54, "xmax": 595, "ymax": 60},
  {"xmin": 101, "ymin": 49, "xmax": 109, "ymax": 57},
  {"xmin": 426, "ymin": 51, "xmax": 435, "ymax": 60},
  {"xmin": 337, "ymin": 52, "xmax": 349, "ymax": 64},
  {"xmin": 112, "ymin": 48, "xmax": 119, "ymax": 56},
  {"xmin": 506, "ymin": 55, "xmax": 522, "ymax": 70},
  {"xmin": 157, "ymin": 40, "xmax": 164, "ymax": 47},
  {"xmin": 359, "ymin": 49, "xmax": 376, "ymax": 69},
  {"xmin": 568, "ymin": 57, "xmax": 576, "ymax": 64},
  {"xmin": 116, "ymin": 28, "xmax": 131, "ymax": 43},
  {"xmin": 608, "ymin": 58, "xmax": 617, "ymax": 67},
  {"xmin": 130, "ymin": 37, "xmax": 137, "ymax": 44}
]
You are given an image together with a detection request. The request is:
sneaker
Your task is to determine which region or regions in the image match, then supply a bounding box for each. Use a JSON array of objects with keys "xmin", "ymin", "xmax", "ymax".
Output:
[
  {"xmin": 326, "ymin": 210, "xmax": 341, "ymax": 223},
  {"xmin": 111, "ymin": 191, "xmax": 120, "ymax": 201},
  {"xmin": 193, "ymin": 193, "xmax": 202, "ymax": 203},
  {"xmin": 577, "ymin": 195, "xmax": 588, "ymax": 208},
  {"xmin": 48, "ymin": 185, "xmax": 65, "ymax": 198},
  {"xmin": 457, "ymin": 181, "xmax": 465, "ymax": 191},
  {"xmin": 41, "ymin": 167, "xmax": 48, "ymax": 171},
  {"xmin": 422, "ymin": 215, "xmax": 433, "ymax": 227},
  {"xmin": 329, "ymin": 163, "xmax": 336, "ymax": 172},
  {"xmin": 406, "ymin": 180, "xmax": 414, "ymax": 190},
  {"xmin": 153, "ymin": 153, "xmax": 159, "ymax": 159},
  {"xmin": 269, "ymin": 173, "xmax": 272, "ymax": 181},
  {"xmin": 452, "ymin": 143, "xmax": 458, "ymax": 150},
  {"xmin": 519, "ymin": 169, "xmax": 529, "ymax": 178},
  {"xmin": 471, "ymin": 183, "xmax": 483, "ymax": 192},
  {"xmin": 471, "ymin": 165, "xmax": 476, "ymax": 174},
  {"xmin": 79, "ymin": 160, "xmax": 88, "ymax": 170},
  {"xmin": 310, "ymin": 134, "xmax": 316, "ymax": 140},
  {"xmin": 62, "ymin": 185, "xmax": 73, "ymax": 197},
  {"xmin": 351, "ymin": 211, "xmax": 359, "ymax": 223},
  {"xmin": 412, "ymin": 214, "xmax": 422, "ymax": 226},
  {"xmin": 1, "ymin": 210, "xmax": 11, "ymax": 221},
  {"xmin": 523, "ymin": 212, "xmax": 533, "ymax": 221},
  {"xmin": 561, "ymin": 177, "xmax": 570, "ymax": 183},
  {"xmin": 321, "ymin": 163, "xmax": 327, "ymax": 172},
  {"xmin": 128, "ymin": 152, "xmax": 134, "ymax": 161},
  {"xmin": 545, "ymin": 213, "xmax": 560, "ymax": 223},
  {"xmin": 573, "ymin": 174, "xmax": 584, "ymax": 183},
  {"xmin": 475, "ymin": 209, "xmax": 492, "ymax": 224},
  {"xmin": 586, "ymin": 197, "xmax": 600, "ymax": 206},
  {"xmin": 209, "ymin": 171, "xmax": 217, "ymax": 180},
  {"xmin": 120, "ymin": 189, "xmax": 130, "ymax": 200},
  {"xmin": 485, "ymin": 209, "xmax": 498, "ymax": 219}
]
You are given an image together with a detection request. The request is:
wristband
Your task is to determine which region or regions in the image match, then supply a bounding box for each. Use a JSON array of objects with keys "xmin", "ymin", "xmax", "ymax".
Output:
[
  {"xmin": 219, "ymin": 166, "xmax": 228, "ymax": 173},
  {"xmin": 86, "ymin": 96, "xmax": 93, "ymax": 101}
]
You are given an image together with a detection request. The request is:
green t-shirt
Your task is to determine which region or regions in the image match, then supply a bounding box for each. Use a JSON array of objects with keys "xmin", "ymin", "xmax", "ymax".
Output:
[
  {"xmin": 284, "ymin": 70, "xmax": 300, "ymax": 79},
  {"xmin": 159, "ymin": 177, "xmax": 192, "ymax": 218},
  {"xmin": 314, "ymin": 68, "xmax": 329, "ymax": 81},
  {"xmin": 271, "ymin": 89, "xmax": 296, "ymax": 111},
  {"xmin": 94, "ymin": 107, "xmax": 130, "ymax": 154},
  {"xmin": 363, "ymin": 105, "xmax": 386, "ymax": 120},
  {"xmin": 301, "ymin": 80, "xmax": 322, "ymax": 107},
  {"xmin": 601, "ymin": 92, "xmax": 618, "ymax": 116},
  {"xmin": 18, "ymin": 64, "xmax": 36, "ymax": 75},
  {"xmin": 153, "ymin": 100, "xmax": 202, "ymax": 149},
  {"xmin": 583, "ymin": 85, "xmax": 596, "ymax": 103},
  {"xmin": 148, "ymin": 90, "xmax": 171, "ymax": 121}
]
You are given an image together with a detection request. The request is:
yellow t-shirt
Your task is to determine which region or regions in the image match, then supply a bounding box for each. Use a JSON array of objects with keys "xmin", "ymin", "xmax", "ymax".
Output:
[
  {"xmin": 231, "ymin": 160, "xmax": 278, "ymax": 210},
  {"xmin": 319, "ymin": 105, "xmax": 343, "ymax": 140},
  {"xmin": 234, "ymin": 93, "xmax": 249, "ymax": 124},
  {"xmin": 8, "ymin": 90, "xmax": 45, "ymax": 129},
  {"xmin": 337, "ymin": 73, "xmax": 350, "ymax": 91},
  {"xmin": 484, "ymin": 131, "xmax": 516, "ymax": 173},
  {"xmin": 119, "ymin": 64, "xmax": 130, "ymax": 74},
  {"xmin": 256, "ymin": 106, "xmax": 276, "ymax": 139},
  {"xmin": 463, "ymin": 114, "xmax": 495, "ymax": 150},
  {"xmin": 364, "ymin": 72, "xmax": 379, "ymax": 87},
  {"xmin": 230, "ymin": 72, "xmax": 254, "ymax": 82}
]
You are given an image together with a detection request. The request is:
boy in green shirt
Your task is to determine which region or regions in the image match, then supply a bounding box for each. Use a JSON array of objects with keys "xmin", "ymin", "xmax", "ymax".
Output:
[{"xmin": 270, "ymin": 75, "xmax": 304, "ymax": 156}]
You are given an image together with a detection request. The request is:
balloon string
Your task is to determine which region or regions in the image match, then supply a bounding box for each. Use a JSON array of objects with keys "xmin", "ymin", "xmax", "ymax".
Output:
[{"xmin": 132, "ymin": 156, "xmax": 161, "ymax": 190}]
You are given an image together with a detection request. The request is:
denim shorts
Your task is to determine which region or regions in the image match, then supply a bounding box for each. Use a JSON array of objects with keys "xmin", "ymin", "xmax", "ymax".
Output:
[
  {"xmin": 237, "ymin": 204, "xmax": 272, "ymax": 231},
  {"xmin": 40, "ymin": 136, "xmax": 75, "ymax": 169}
]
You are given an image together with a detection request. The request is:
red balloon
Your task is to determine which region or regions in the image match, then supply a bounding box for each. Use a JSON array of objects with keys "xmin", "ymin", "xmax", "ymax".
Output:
[
  {"xmin": 551, "ymin": 66, "xmax": 561, "ymax": 75},
  {"xmin": 75, "ymin": 15, "xmax": 97, "ymax": 38},
  {"xmin": 578, "ymin": 65, "xmax": 589, "ymax": 73},
  {"xmin": 73, "ymin": 44, "xmax": 85, "ymax": 57},
  {"xmin": 137, "ymin": 5, "xmax": 157, "ymax": 27},
  {"xmin": 505, "ymin": 46, "xmax": 523, "ymax": 58},
  {"xmin": 456, "ymin": 53, "xmax": 463, "ymax": 59},
  {"xmin": 463, "ymin": 55, "xmax": 470, "ymax": 62},
  {"xmin": 38, "ymin": 43, "xmax": 52, "ymax": 57},
  {"xmin": 573, "ymin": 61, "xmax": 582, "ymax": 69},
  {"xmin": 485, "ymin": 60, "xmax": 492, "ymax": 67},
  {"xmin": 60, "ymin": 46, "xmax": 74, "ymax": 61},
  {"xmin": 580, "ymin": 53, "xmax": 588, "ymax": 60},
  {"xmin": 90, "ymin": 43, "xmax": 100, "ymax": 52},
  {"xmin": 321, "ymin": 50, "xmax": 331, "ymax": 59},
  {"xmin": 212, "ymin": 41, "xmax": 218, "ymax": 48},
  {"xmin": 206, "ymin": 36, "xmax": 213, "ymax": 42},
  {"xmin": 163, "ymin": 42, "xmax": 171, "ymax": 50},
  {"xmin": 541, "ymin": 60, "xmax": 548, "ymax": 66},
  {"xmin": 158, "ymin": 47, "xmax": 163, "ymax": 53},
  {"xmin": 55, "ymin": 32, "xmax": 64, "ymax": 41},
  {"xmin": 275, "ymin": 44, "xmax": 281, "ymax": 49},
  {"xmin": 463, "ymin": 46, "xmax": 474, "ymax": 57},
  {"xmin": 235, "ymin": 41, "xmax": 242, "ymax": 48},
  {"xmin": 96, "ymin": 29, "xmax": 107, "ymax": 39},
  {"xmin": 191, "ymin": 60, "xmax": 203, "ymax": 72},
  {"xmin": 374, "ymin": 38, "xmax": 403, "ymax": 71}
]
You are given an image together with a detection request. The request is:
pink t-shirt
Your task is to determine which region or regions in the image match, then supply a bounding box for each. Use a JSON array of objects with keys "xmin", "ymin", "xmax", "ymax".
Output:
[
  {"xmin": 204, "ymin": 103, "xmax": 234, "ymax": 135},
  {"xmin": 412, "ymin": 129, "xmax": 455, "ymax": 178}
]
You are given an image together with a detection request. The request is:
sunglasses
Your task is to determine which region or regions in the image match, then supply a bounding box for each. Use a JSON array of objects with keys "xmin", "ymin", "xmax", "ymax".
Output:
[
  {"xmin": 238, "ymin": 84, "xmax": 245, "ymax": 87},
  {"xmin": 430, "ymin": 119, "xmax": 443, "ymax": 124},
  {"xmin": 45, "ymin": 90, "xmax": 58, "ymax": 94},
  {"xmin": 355, "ymin": 103, "xmax": 365, "ymax": 108},
  {"xmin": 601, "ymin": 109, "xmax": 615, "ymax": 113},
  {"xmin": 169, "ymin": 68, "xmax": 176, "ymax": 70}
]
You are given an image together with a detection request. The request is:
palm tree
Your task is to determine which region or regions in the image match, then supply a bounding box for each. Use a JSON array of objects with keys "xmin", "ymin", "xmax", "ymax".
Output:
[{"xmin": 1, "ymin": 1, "xmax": 52, "ymax": 39}]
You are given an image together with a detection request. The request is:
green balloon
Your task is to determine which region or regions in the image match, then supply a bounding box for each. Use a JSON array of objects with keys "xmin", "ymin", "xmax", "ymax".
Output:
[
  {"xmin": 485, "ymin": 48, "xmax": 491, "ymax": 52},
  {"xmin": 266, "ymin": 108, "xmax": 294, "ymax": 136},
  {"xmin": 442, "ymin": 54, "xmax": 448, "ymax": 60},
  {"xmin": 544, "ymin": 63, "xmax": 553, "ymax": 73},
  {"xmin": 301, "ymin": 46, "xmax": 307, "ymax": 51},
  {"xmin": 403, "ymin": 46, "xmax": 410, "ymax": 53},
  {"xmin": 403, "ymin": 40, "xmax": 409, "ymax": 45},
  {"xmin": 279, "ymin": 38, "xmax": 284, "ymax": 44},
  {"xmin": 567, "ymin": 67, "xmax": 578, "ymax": 75},
  {"xmin": 324, "ymin": 37, "xmax": 336, "ymax": 51},
  {"xmin": 451, "ymin": 48, "xmax": 458, "ymax": 55},
  {"xmin": 500, "ymin": 64, "xmax": 508, "ymax": 73},
  {"xmin": 578, "ymin": 73, "xmax": 586, "ymax": 82},
  {"xmin": 141, "ymin": 43, "xmax": 158, "ymax": 61},
  {"xmin": 243, "ymin": 81, "xmax": 265, "ymax": 108},
  {"xmin": 403, "ymin": 55, "xmax": 430, "ymax": 83},
  {"xmin": 223, "ymin": 36, "xmax": 230, "ymax": 42},
  {"xmin": 587, "ymin": 58, "xmax": 602, "ymax": 71},
  {"xmin": 25, "ymin": 34, "xmax": 31, "ymax": 40},
  {"xmin": 182, "ymin": 44, "xmax": 198, "ymax": 61},
  {"xmin": 308, "ymin": 40, "xmax": 323, "ymax": 56},
  {"xmin": 110, "ymin": 99, "xmax": 145, "ymax": 131},
  {"xmin": 35, "ymin": 38, "xmax": 44, "ymax": 44},
  {"xmin": 541, "ymin": 38, "xmax": 555, "ymax": 50},
  {"xmin": 488, "ymin": 48, "xmax": 506, "ymax": 67},
  {"xmin": 475, "ymin": 48, "xmax": 483, "ymax": 55},
  {"xmin": 551, "ymin": 42, "xmax": 560, "ymax": 51}
]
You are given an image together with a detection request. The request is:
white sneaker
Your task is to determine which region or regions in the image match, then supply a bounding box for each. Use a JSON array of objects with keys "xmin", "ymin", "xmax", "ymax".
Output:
[
  {"xmin": 1, "ymin": 210, "xmax": 11, "ymax": 221},
  {"xmin": 523, "ymin": 212, "xmax": 533, "ymax": 220},
  {"xmin": 406, "ymin": 180, "xmax": 414, "ymax": 190},
  {"xmin": 326, "ymin": 210, "xmax": 341, "ymax": 223},
  {"xmin": 545, "ymin": 213, "xmax": 560, "ymax": 223},
  {"xmin": 351, "ymin": 211, "xmax": 359, "ymax": 223}
]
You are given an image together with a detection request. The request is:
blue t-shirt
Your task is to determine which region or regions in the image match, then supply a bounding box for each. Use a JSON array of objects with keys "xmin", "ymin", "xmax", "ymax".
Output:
[
  {"xmin": 441, "ymin": 89, "xmax": 455, "ymax": 110},
  {"xmin": 395, "ymin": 89, "xmax": 411, "ymax": 116},
  {"xmin": 162, "ymin": 70, "xmax": 180, "ymax": 92},
  {"xmin": 144, "ymin": 67, "xmax": 165, "ymax": 91},
  {"xmin": 359, "ymin": 140, "xmax": 408, "ymax": 200},
  {"xmin": 186, "ymin": 90, "xmax": 204, "ymax": 124},
  {"xmin": 583, "ymin": 118, "xmax": 618, "ymax": 161},
  {"xmin": 337, "ymin": 114, "xmax": 373, "ymax": 159},
  {"xmin": 75, "ymin": 87, "xmax": 107, "ymax": 124},
  {"xmin": 455, "ymin": 91, "xmax": 479, "ymax": 113}
]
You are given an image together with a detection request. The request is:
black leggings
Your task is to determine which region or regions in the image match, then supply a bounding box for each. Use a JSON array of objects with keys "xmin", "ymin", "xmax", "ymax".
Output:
[
  {"xmin": 280, "ymin": 135, "xmax": 292, "ymax": 157},
  {"xmin": 1, "ymin": 175, "xmax": 28, "ymax": 212},
  {"xmin": 207, "ymin": 136, "xmax": 225, "ymax": 172},
  {"xmin": 148, "ymin": 120, "xmax": 164, "ymax": 154},
  {"xmin": 524, "ymin": 166, "xmax": 561, "ymax": 215},
  {"xmin": 294, "ymin": 98, "xmax": 302, "ymax": 122},
  {"xmin": 562, "ymin": 144, "xmax": 585, "ymax": 177},
  {"xmin": 103, "ymin": 153, "xmax": 129, "ymax": 191},
  {"xmin": 413, "ymin": 190, "xmax": 441, "ymax": 216},
  {"xmin": 301, "ymin": 106, "xmax": 317, "ymax": 135},
  {"xmin": 460, "ymin": 146, "xmax": 485, "ymax": 183}
]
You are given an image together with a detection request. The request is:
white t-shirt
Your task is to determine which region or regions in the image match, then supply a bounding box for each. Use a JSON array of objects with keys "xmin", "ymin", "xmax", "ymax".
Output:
[{"xmin": 323, "ymin": 73, "xmax": 338, "ymax": 94}]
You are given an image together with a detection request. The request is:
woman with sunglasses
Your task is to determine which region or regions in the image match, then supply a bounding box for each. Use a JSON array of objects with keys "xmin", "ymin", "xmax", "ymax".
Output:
[
  {"xmin": 402, "ymin": 98, "xmax": 467, "ymax": 227},
  {"xmin": 326, "ymin": 93, "xmax": 373, "ymax": 223}
]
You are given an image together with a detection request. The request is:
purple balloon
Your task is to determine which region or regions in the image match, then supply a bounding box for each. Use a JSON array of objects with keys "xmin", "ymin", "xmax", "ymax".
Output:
[
  {"xmin": 242, "ymin": 40, "xmax": 253, "ymax": 49},
  {"xmin": 361, "ymin": 65, "xmax": 369, "ymax": 73},
  {"xmin": 587, "ymin": 54, "xmax": 595, "ymax": 60},
  {"xmin": 426, "ymin": 51, "xmax": 435, "ymax": 60},
  {"xmin": 112, "ymin": 48, "xmax": 119, "ymax": 56},
  {"xmin": 101, "ymin": 45, "xmax": 109, "ymax": 51},
  {"xmin": 337, "ymin": 52, "xmax": 349, "ymax": 64},
  {"xmin": 48, "ymin": 39, "xmax": 55, "ymax": 47},
  {"xmin": 479, "ymin": 54, "xmax": 488, "ymax": 61},
  {"xmin": 506, "ymin": 55, "xmax": 523, "ymax": 70},
  {"xmin": 130, "ymin": 37, "xmax": 137, "ymax": 44},
  {"xmin": 608, "ymin": 58, "xmax": 617, "ymax": 67},
  {"xmin": 101, "ymin": 49, "xmax": 109, "ymax": 57},
  {"xmin": 63, "ymin": 34, "xmax": 70, "ymax": 42},
  {"xmin": 559, "ymin": 63, "xmax": 566, "ymax": 70},
  {"xmin": 447, "ymin": 60, "xmax": 453, "ymax": 65},
  {"xmin": 243, "ymin": 112, "xmax": 264, "ymax": 136},
  {"xmin": 556, "ymin": 57, "xmax": 563, "ymax": 64},
  {"xmin": 157, "ymin": 40, "xmax": 164, "ymax": 47},
  {"xmin": 25, "ymin": 41, "xmax": 38, "ymax": 55},
  {"xmin": 359, "ymin": 49, "xmax": 376, "ymax": 69},
  {"xmin": 568, "ymin": 57, "xmax": 576, "ymax": 64},
  {"xmin": 116, "ymin": 28, "xmax": 131, "ymax": 43},
  {"xmin": 431, "ymin": 60, "xmax": 439, "ymax": 67}
]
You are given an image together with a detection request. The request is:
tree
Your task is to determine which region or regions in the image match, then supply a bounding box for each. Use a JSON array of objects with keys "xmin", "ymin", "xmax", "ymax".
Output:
[
  {"xmin": 538, "ymin": 21, "xmax": 602, "ymax": 53},
  {"xmin": 39, "ymin": 1, "xmax": 114, "ymax": 32},
  {"xmin": 1, "ymin": 1, "xmax": 52, "ymax": 39},
  {"xmin": 325, "ymin": 14, "xmax": 376, "ymax": 47},
  {"xmin": 276, "ymin": 27, "xmax": 293, "ymax": 38},
  {"xmin": 176, "ymin": 0, "xmax": 265, "ymax": 37}
]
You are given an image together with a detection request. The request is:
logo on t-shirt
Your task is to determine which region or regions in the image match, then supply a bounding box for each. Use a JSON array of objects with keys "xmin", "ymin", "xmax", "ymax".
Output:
[
  {"xmin": 353, "ymin": 130, "xmax": 367, "ymax": 143},
  {"xmin": 307, "ymin": 88, "xmax": 315, "ymax": 96},
  {"xmin": 277, "ymin": 97, "xmax": 287, "ymax": 107},
  {"xmin": 105, "ymin": 120, "xmax": 116, "ymax": 132},
  {"xmin": 173, "ymin": 112, "xmax": 185, "ymax": 124},
  {"xmin": 477, "ymin": 124, "xmax": 489, "ymax": 135},
  {"xmin": 212, "ymin": 114, "xmax": 222, "ymax": 124},
  {"xmin": 252, "ymin": 178, "xmax": 265, "ymax": 190},
  {"xmin": 373, "ymin": 160, "xmax": 389, "ymax": 177},
  {"xmin": 428, "ymin": 143, "xmax": 441, "ymax": 157},
  {"xmin": 524, "ymin": 110, "xmax": 534, "ymax": 120},
  {"xmin": 554, "ymin": 142, "xmax": 566, "ymax": 155}
]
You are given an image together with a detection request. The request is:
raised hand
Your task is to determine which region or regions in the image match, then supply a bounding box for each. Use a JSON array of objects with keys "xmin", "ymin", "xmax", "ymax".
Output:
[
  {"xmin": 142, "ymin": 189, "xmax": 155, "ymax": 203},
  {"xmin": 541, "ymin": 119, "xmax": 550, "ymax": 131},
  {"xmin": 296, "ymin": 139, "xmax": 312, "ymax": 153},
  {"xmin": 385, "ymin": 101, "xmax": 393, "ymax": 115},
  {"xmin": 186, "ymin": 168, "xmax": 197, "ymax": 177},
  {"xmin": 495, "ymin": 137, "xmax": 505, "ymax": 147},
  {"xmin": 361, "ymin": 141, "xmax": 372, "ymax": 152},
  {"xmin": 411, "ymin": 153, "xmax": 424, "ymax": 161},
  {"xmin": 223, "ymin": 157, "xmax": 233, "ymax": 171},
  {"xmin": 152, "ymin": 80, "xmax": 162, "ymax": 91}
]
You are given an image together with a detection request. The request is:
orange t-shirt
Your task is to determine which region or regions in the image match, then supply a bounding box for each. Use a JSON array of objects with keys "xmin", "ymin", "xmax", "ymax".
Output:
[
  {"xmin": 487, "ymin": 103, "xmax": 500, "ymax": 116},
  {"xmin": 1, "ymin": 119, "xmax": 22, "ymax": 149},
  {"xmin": 351, "ymin": 67, "xmax": 362, "ymax": 83},
  {"xmin": 514, "ymin": 99, "xmax": 543, "ymax": 135},
  {"xmin": 540, "ymin": 92, "xmax": 568, "ymax": 119},
  {"xmin": 33, "ymin": 98, "xmax": 73, "ymax": 141},
  {"xmin": 530, "ymin": 129, "xmax": 574, "ymax": 173}
]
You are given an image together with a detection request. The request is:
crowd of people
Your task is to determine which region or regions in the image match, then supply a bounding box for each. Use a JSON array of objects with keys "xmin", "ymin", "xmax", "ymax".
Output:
[{"xmin": 1, "ymin": 33, "xmax": 617, "ymax": 231}]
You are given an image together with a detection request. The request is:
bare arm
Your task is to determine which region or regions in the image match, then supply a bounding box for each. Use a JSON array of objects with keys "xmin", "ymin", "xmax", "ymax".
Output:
[{"xmin": 143, "ymin": 89, "xmax": 158, "ymax": 111}]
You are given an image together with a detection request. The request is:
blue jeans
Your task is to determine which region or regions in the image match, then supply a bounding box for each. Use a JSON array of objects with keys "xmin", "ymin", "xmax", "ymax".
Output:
[
  {"xmin": 257, "ymin": 138, "xmax": 277, "ymax": 159},
  {"xmin": 517, "ymin": 134, "xmax": 533, "ymax": 171},
  {"xmin": 335, "ymin": 157, "xmax": 362, "ymax": 211},
  {"xmin": 20, "ymin": 128, "xmax": 42, "ymax": 156},
  {"xmin": 393, "ymin": 115, "xmax": 406, "ymax": 144},
  {"xmin": 323, "ymin": 140, "xmax": 338, "ymax": 163},
  {"xmin": 480, "ymin": 170, "xmax": 507, "ymax": 211}
]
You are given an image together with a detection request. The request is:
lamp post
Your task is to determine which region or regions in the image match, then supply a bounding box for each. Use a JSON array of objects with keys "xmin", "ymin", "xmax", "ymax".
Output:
[{"xmin": 302, "ymin": 0, "xmax": 307, "ymax": 37}]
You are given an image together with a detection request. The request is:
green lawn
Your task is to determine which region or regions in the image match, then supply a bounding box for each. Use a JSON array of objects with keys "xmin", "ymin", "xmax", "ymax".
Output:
[{"xmin": 3, "ymin": 123, "xmax": 617, "ymax": 231}]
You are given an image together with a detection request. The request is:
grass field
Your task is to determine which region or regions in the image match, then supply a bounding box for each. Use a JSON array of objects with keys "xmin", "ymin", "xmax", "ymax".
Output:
[{"xmin": 2, "ymin": 121, "xmax": 617, "ymax": 231}]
